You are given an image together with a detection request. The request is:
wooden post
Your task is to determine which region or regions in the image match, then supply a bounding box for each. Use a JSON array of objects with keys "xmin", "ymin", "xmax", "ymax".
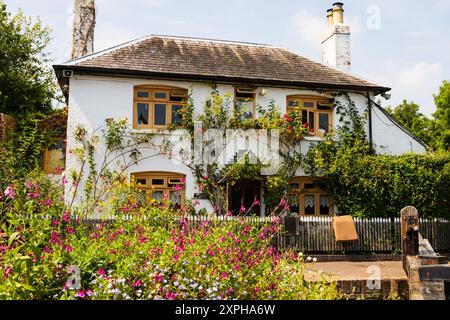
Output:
[
  {"xmin": 401, "ymin": 206, "xmax": 419, "ymax": 276},
  {"xmin": 401, "ymin": 206, "xmax": 419, "ymax": 255}
]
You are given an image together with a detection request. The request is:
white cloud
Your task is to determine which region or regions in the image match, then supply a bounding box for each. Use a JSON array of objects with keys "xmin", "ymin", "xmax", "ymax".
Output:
[
  {"xmin": 289, "ymin": 10, "xmax": 327, "ymax": 51},
  {"xmin": 289, "ymin": 10, "xmax": 362, "ymax": 57},
  {"xmin": 346, "ymin": 15, "xmax": 362, "ymax": 36},
  {"xmin": 138, "ymin": 0, "xmax": 164, "ymax": 8},
  {"xmin": 391, "ymin": 62, "xmax": 444, "ymax": 116},
  {"xmin": 94, "ymin": 23, "xmax": 138, "ymax": 51}
]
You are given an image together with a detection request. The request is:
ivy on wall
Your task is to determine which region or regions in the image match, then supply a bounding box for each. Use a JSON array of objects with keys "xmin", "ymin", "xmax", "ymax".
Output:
[{"xmin": 304, "ymin": 94, "xmax": 450, "ymax": 219}]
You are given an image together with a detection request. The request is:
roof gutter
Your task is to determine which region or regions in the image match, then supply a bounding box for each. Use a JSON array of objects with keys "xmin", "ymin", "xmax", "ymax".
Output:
[{"xmin": 53, "ymin": 65, "xmax": 391, "ymax": 102}]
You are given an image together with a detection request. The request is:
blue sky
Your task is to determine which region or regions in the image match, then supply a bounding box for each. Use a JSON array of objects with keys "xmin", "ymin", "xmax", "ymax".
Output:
[{"xmin": 5, "ymin": 0, "xmax": 450, "ymax": 116}]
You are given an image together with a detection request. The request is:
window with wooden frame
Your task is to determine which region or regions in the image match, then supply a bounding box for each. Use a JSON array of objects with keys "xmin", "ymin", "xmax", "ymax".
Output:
[
  {"xmin": 131, "ymin": 172, "xmax": 186, "ymax": 208},
  {"xmin": 287, "ymin": 177, "xmax": 333, "ymax": 216},
  {"xmin": 133, "ymin": 86, "xmax": 187, "ymax": 129},
  {"xmin": 235, "ymin": 87, "xmax": 256, "ymax": 120},
  {"xmin": 42, "ymin": 140, "xmax": 66, "ymax": 174},
  {"xmin": 286, "ymin": 96, "xmax": 334, "ymax": 137}
]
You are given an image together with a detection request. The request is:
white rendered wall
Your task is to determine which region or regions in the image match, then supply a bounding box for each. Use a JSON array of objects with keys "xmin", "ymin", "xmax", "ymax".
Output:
[{"xmin": 66, "ymin": 75, "xmax": 426, "ymax": 210}]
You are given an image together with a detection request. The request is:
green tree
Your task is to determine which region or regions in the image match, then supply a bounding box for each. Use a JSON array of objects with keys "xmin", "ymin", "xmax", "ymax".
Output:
[
  {"xmin": 386, "ymin": 100, "xmax": 432, "ymax": 148},
  {"xmin": 0, "ymin": 1, "xmax": 58, "ymax": 116},
  {"xmin": 433, "ymin": 80, "xmax": 450, "ymax": 151}
]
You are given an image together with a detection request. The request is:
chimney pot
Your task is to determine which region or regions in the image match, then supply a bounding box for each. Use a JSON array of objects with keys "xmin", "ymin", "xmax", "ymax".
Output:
[
  {"xmin": 327, "ymin": 9, "xmax": 334, "ymax": 27},
  {"xmin": 332, "ymin": 2, "xmax": 344, "ymax": 24}
]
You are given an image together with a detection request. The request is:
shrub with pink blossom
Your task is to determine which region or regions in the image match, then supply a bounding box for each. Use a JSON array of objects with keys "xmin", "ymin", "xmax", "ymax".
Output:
[{"xmin": 0, "ymin": 180, "xmax": 338, "ymax": 300}]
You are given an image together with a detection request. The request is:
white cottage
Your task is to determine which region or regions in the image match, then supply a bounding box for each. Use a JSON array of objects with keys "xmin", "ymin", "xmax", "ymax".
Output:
[{"xmin": 54, "ymin": 2, "xmax": 426, "ymax": 216}]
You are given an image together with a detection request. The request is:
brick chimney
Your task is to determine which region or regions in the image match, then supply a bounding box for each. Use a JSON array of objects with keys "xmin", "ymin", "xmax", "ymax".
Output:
[
  {"xmin": 321, "ymin": 2, "xmax": 351, "ymax": 72},
  {"xmin": 71, "ymin": 0, "xmax": 96, "ymax": 60}
]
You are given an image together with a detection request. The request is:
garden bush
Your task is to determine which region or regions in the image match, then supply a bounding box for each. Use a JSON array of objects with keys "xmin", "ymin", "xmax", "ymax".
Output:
[
  {"xmin": 305, "ymin": 139, "xmax": 450, "ymax": 219},
  {"xmin": 0, "ymin": 176, "xmax": 338, "ymax": 300}
]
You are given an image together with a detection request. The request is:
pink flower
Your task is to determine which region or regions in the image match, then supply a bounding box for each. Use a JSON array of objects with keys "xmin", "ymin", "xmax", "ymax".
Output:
[
  {"xmin": 86, "ymin": 289, "xmax": 94, "ymax": 297},
  {"xmin": 278, "ymin": 199, "xmax": 287, "ymax": 207},
  {"xmin": 65, "ymin": 245, "xmax": 73, "ymax": 252},
  {"xmin": 154, "ymin": 274, "xmax": 163, "ymax": 282},
  {"xmin": 4, "ymin": 185, "xmax": 15, "ymax": 199},
  {"xmin": 255, "ymin": 287, "xmax": 260, "ymax": 293},
  {"xmin": 62, "ymin": 212, "xmax": 71, "ymax": 222},
  {"xmin": 193, "ymin": 200, "xmax": 200, "ymax": 206},
  {"xmin": 253, "ymin": 199, "xmax": 261, "ymax": 206},
  {"xmin": 52, "ymin": 220, "xmax": 60, "ymax": 227},
  {"xmin": 166, "ymin": 292, "xmax": 177, "ymax": 300},
  {"xmin": 2, "ymin": 266, "xmax": 13, "ymax": 280},
  {"xmin": 139, "ymin": 236, "xmax": 148, "ymax": 244},
  {"xmin": 173, "ymin": 185, "xmax": 182, "ymax": 191},
  {"xmin": 75, "ymin": 290, "xmax": 85, "ymax": 298},
  {"xmin": 240, "ymin": 205, "xmax": 246, "ymax": 213},
  {"xmin": 49, "ymin": 232, "xmax": 61, "ymax": 245},
  {"xmin": 133, "ymin": 280, "xmax": 142, "ymax": 287},
  {"xmin": 246, "ymin": 238, "xmax": 252, "ymax": 243},
  {"xmin": 259, "ymin": 233, "xmax": 266, "ymax": 239},
  {"xmin": 221, "ymin": 272, "xmax": 228, "ymax": 279},
  {"xmin": 97, "ymin": 268, "xmax": 105, "ymax": 276}
]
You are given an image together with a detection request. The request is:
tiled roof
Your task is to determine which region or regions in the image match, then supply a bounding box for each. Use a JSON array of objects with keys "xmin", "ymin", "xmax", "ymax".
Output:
[{"xmin": 54, "ymin": 35, "xmax": 390, "ymax": 94}]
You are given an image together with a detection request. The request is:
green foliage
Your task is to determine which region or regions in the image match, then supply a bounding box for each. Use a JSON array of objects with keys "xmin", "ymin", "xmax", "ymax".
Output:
[
  {"xmin": 0, "ymin": 111, "xmax": 64, "ymax": 187},
  {"xmin": 433, "ymin": 80, "xmax": 450, "ymax": 151},
  {"xmin": 0, "ymin": 1, "xmax": 59, "ymax": 115}
]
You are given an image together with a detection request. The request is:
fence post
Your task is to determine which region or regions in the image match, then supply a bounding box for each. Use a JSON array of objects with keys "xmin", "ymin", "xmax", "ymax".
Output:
[{"xmin": 401, "ymin": 206, "xmax": 420, "ymax": 274}]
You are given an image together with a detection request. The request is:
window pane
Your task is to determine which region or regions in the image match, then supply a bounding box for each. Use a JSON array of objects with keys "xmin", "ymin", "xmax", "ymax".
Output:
[
  {"xmin": 152, "ymin": 191, "xmax": 164, "ymax": 202},
  {"xmin": 304, "ymin": 183, "xmax": 315, "ymax": 189},
  {"xmin": 303, "ymin": 101, "xmax": 314, "ymax": 108},
  {"xmin": 309, "ymin": 112, "xmax": 315, "ymax": 130},
  {"xmin": 137, "ymin": 91, "xmax": 149, "ymax": 98},
  {"xmin": 236, "ymin": 100, "xmax": 254, "ymax": 119},
  {"xmin": 302, "ymin": 110, "xmax": 308, "ymax": 126},
  {"xmin": 319, "ymin": 113, "xmax": 330, "ymax": 133},
  {"xmin": 136, "ymin": 179, "xmax": 147, "ymax": 186},
  {"xmin": 154, "ymin": 104, "xmax": 167, "ymax": 126},
  {"xmin": 171, "ymin": 105, "xmax": 183, "ymax": 125},
  {"xmin": 152, "ymin": 179, "xmax": 165, "ymax": 185},
  {"xmin": 320, "ymin": 195, "xmax": 331, "ymax": 215},
  {"xmin": 304, "ymin": 195, "xmax": 315, "ymax": 215},
  {"xmin": 137, "ymin": 103, "xmax": 149, "ymax": 125},
  {"xmin": 288, "ymin": 194, "xmax": 300, "ymax": 214},
  {"xmin": 170, "ymin": 191, "xmax": 182, "ymax": 206},
  {"xmin": 154, "ymin": 92, "xmax": 167, "ymax": 100},
  {"xmin": 288, "ymin": 100, "xmax": 299, "ymax": 107}
]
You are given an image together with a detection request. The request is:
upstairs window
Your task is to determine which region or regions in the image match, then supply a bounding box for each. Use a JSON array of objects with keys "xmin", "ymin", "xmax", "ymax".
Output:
[
  {"xmin": 287, "ymin": 178, "xmax": 333, "ymax": 216},
  {"xmin": 235, "ymin": 88, "xmax": 256, "ymax": 120},
  {"xmin": 287, "ymin": 96, "xmax": 334, "ymax": 137},
  {"xmin": 133, "ymin": 87, "xmax": 187, "ymax": 129}
]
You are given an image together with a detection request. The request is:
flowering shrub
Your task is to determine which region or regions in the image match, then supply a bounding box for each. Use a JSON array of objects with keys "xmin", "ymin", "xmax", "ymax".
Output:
[{"xmin": 0, "ymin": 177, "xmax": 338, "ymax": 300}]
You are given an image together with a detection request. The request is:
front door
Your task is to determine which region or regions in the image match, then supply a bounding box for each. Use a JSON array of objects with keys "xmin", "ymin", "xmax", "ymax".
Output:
[{"xmin": 229, "ymin": 179, "xmax": 261, "ymax": 215}]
